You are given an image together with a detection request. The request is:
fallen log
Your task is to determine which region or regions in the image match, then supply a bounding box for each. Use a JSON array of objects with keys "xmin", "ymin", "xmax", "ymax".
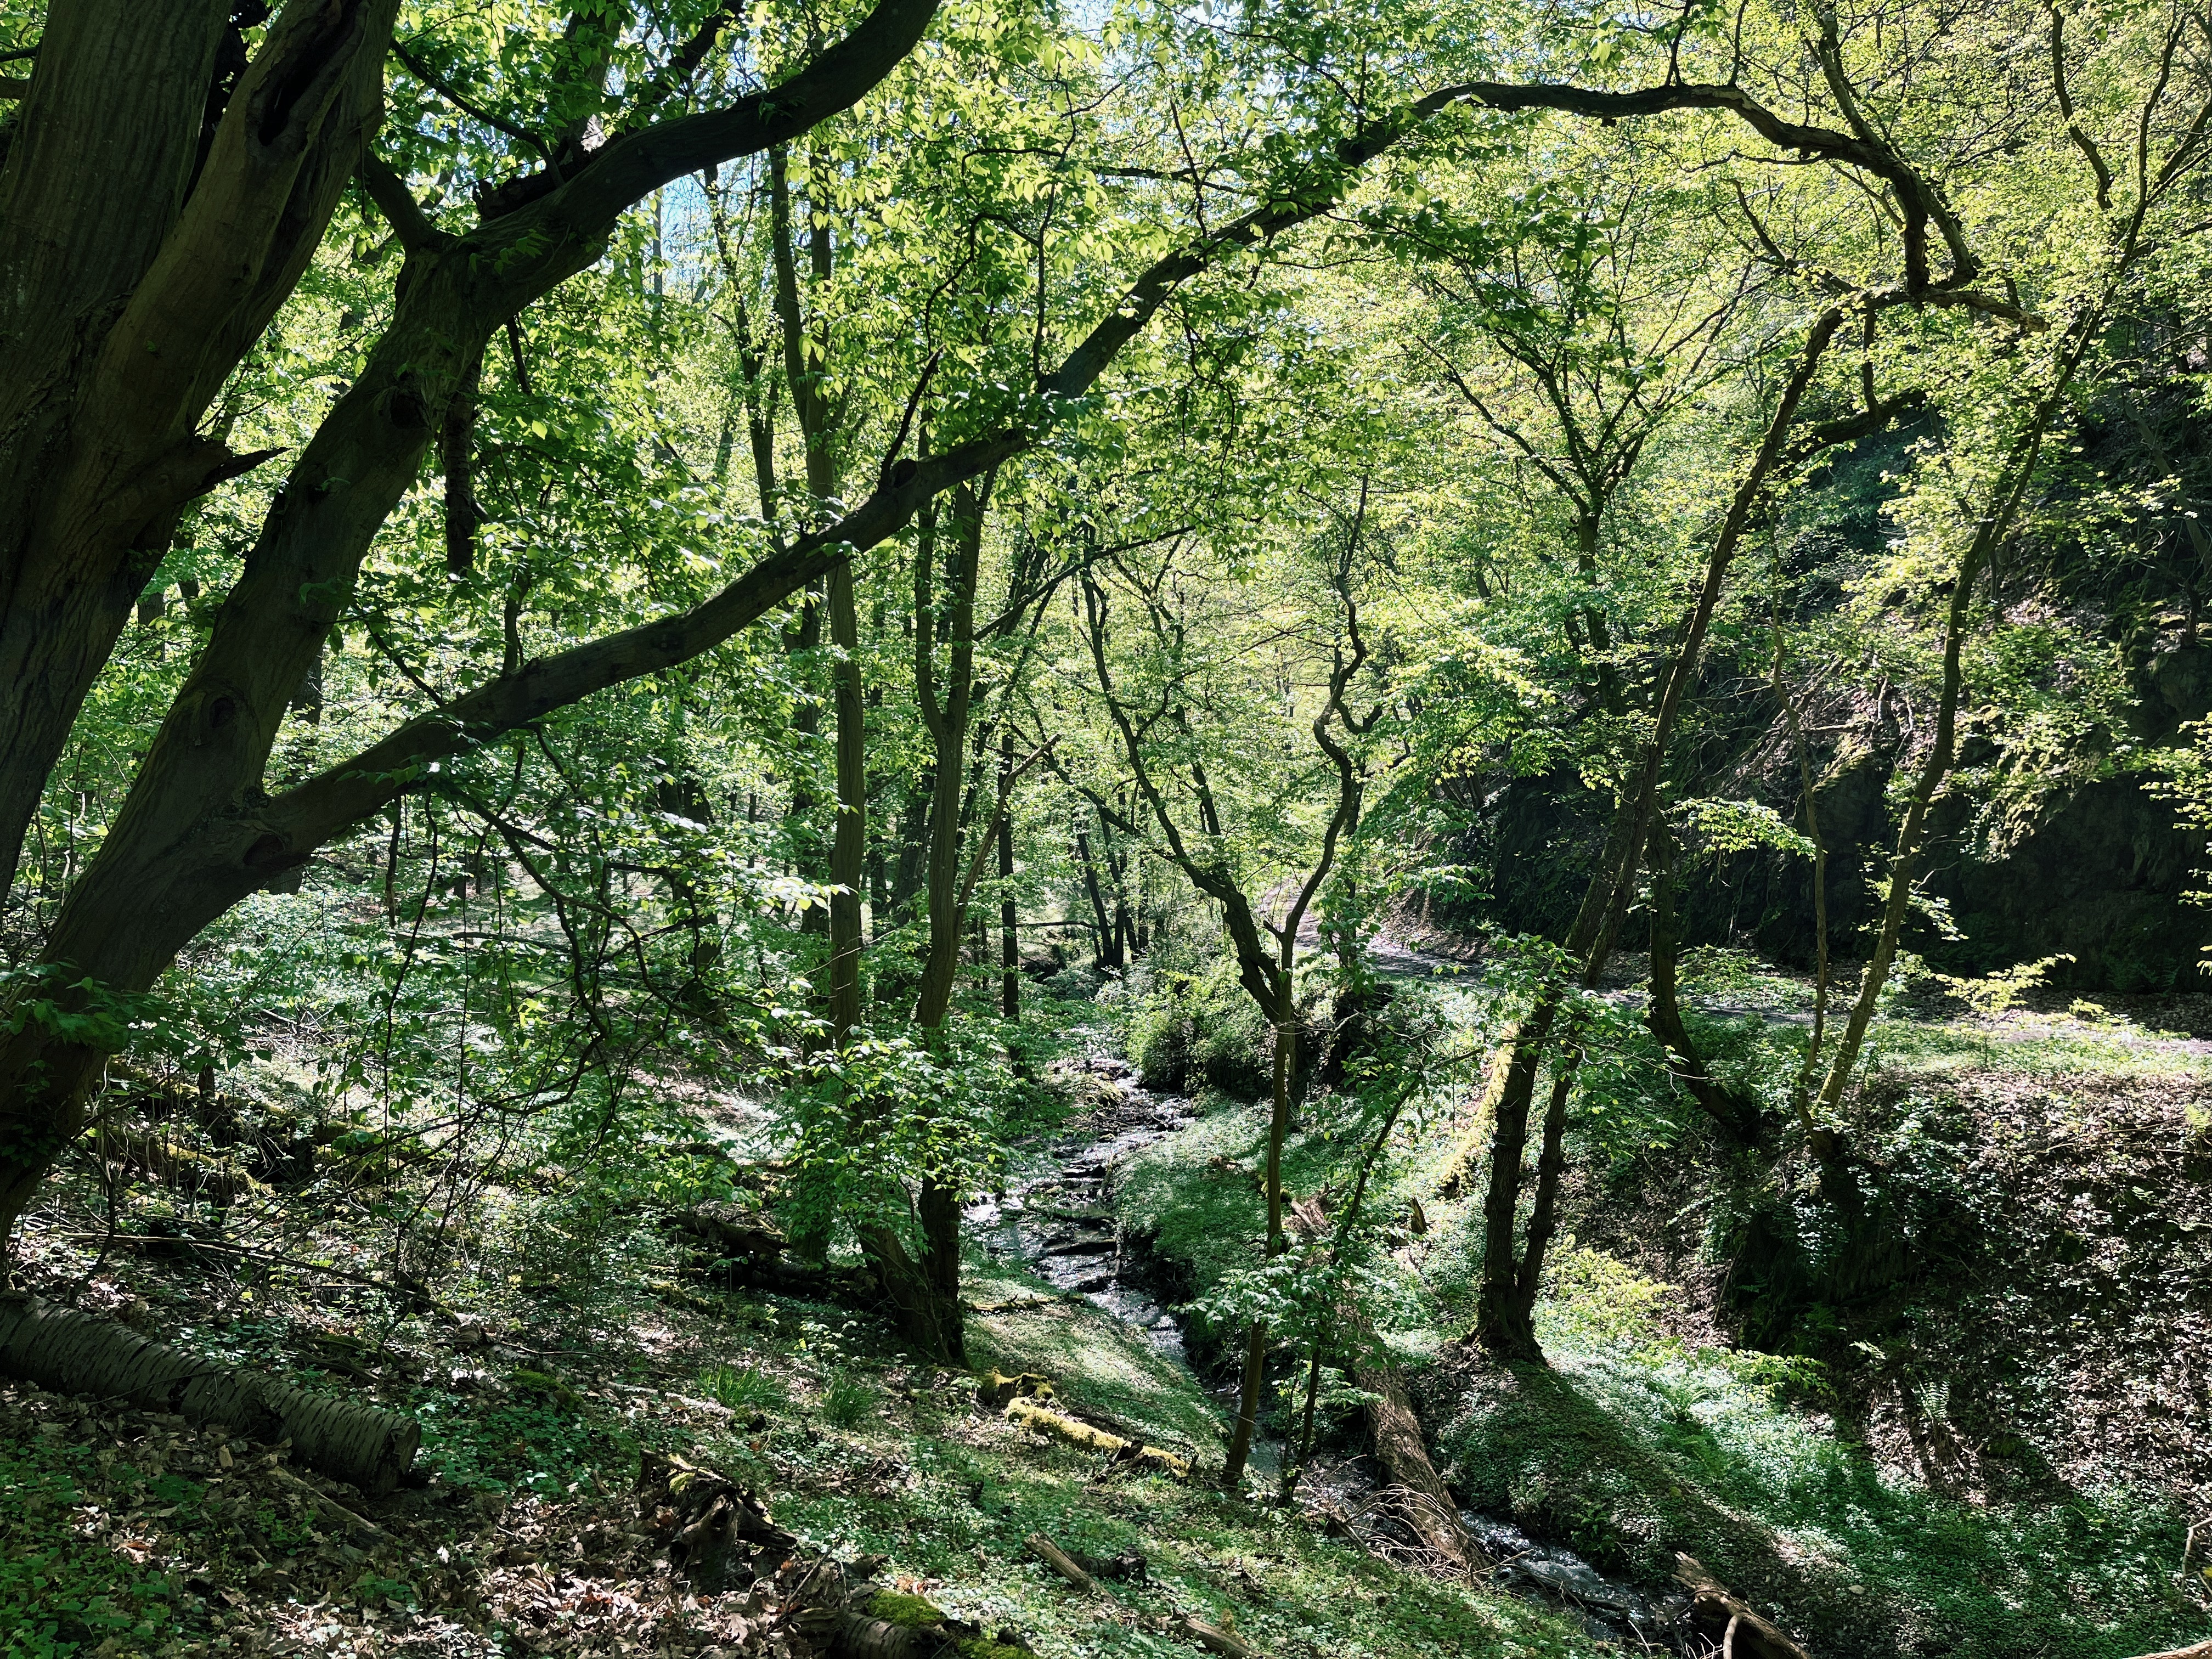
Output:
[
  {"xmin": 1003, "ymin": 1395, "xmax": 1191, "ymax": 1477},
  {"xmin": 93, "ymin": 1126, "xmax": 260, "ymax": 1204},
  {"xmin": 0, "ymin": 1293, "xmax": 419, "ymax": 1492},
  {"xmin": 1182, "ymin": 1616, "xmax": 1266, "ymax": 1658},
  {"xmin": 2121, "ymin": 1644, "xmax": 2212, "ymax": 1659},
  {"xmin": 641, "ymin": 1455, "xmax": 1036, "ymax": 1657},
  {"xmin": 976, "ymin": 1367, "xmax": 1054, "ymax": 1409},
  {"xmin": 967, "ymin": 1294, "xmax": 1067, "ymax": 1315},
  {"xmin": 1350, "ymin": 1353, "xmax": 1486, "ymax": 1576},
  {"xmin": 1284, "ymin": 1196, "xmax": 1483, "ymax": 1576},
  {"xmin": 1672, "ymin": 1554, "xmax": 1809, "ymax": 1659},
  {"xmin": 1025, "ymin": 1532, "xmax": 1097, "ymax": 1592},
  {"xmin": 672, "ymin": 1202, "xmax": 789, "ymax": 1262},
  {"xmin": 641, "ymin": 1448, "xmax": 799, "ymax": 1592}
]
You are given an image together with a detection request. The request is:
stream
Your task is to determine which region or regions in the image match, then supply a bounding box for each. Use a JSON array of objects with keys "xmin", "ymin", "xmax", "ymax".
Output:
[{"xmin": 964, "ymin": 1052, "xmax": 1691, "ymax": 1651}]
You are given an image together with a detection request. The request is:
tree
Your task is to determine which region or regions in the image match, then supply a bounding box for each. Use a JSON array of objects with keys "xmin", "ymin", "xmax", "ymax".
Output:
[{"xmin": 1068, "ymin": 493, "xmax": 1380, "ymax": 1485}]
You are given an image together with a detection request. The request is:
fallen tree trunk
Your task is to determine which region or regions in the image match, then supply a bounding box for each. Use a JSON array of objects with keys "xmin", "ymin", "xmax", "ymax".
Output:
[
  {"xmin": 1350, "ymin": 1351, "xmax": 1487, "ymax": 1577},
  {"xmin": 2123, "ymin": 1644, "xmax": 2212, "ymax": 1659},
  {"xmin": 0, "ymin": 1293, "xmax": 419, "ymax": 1492},
  {"xmin": 1182, "ymin": 1617, "xmax": 1266, "ymax": 1658},
  {"xmin": 1025, "ymin": 1532, "xmax": 1097, "ymax": 1591},
  {"xmin": 641, "ymin": 1451, "xmax": 1035, "ymax": 1657},
  {"xmin": 93, "ymin": 1126, "xmax": 261, "ymax": 1204},
  {"xmin": 1284, "ymin": 1195, "xmax": 1483, "ymax": 1577},
  {"xmin": 1003, "ymin": 1394, "xmax": 1191, "ymax": 1477},
  {"xmin": 1673, "ymin": 1554, "xmax": 1810, "ymax": 1659}
]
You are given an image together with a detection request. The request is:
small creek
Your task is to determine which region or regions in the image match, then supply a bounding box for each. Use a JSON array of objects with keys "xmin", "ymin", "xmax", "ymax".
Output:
[{"xmin": 966, "ymin": 1052, "xmax": 1690, "ymax": 1651}]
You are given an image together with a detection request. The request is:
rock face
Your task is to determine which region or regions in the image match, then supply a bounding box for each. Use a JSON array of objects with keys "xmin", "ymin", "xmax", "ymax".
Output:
[{"xmin": 1443, "ymin": 644, "xmax": 2212, "ymax": 992}]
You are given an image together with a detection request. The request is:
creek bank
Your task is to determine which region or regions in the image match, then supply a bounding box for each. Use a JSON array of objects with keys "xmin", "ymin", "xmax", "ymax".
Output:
[{"xmin": 970, "ymin": 1052, "xmax": 1712, "ymax": 1652}]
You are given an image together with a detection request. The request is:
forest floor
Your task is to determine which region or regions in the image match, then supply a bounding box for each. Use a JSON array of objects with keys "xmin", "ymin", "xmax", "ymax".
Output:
[
  {"xmin": 4, "ymin": 966, "xmax": 2211, "ymax": 1659},
  {"xmin": 0, "ymin": 1062, "xmax": 1596, "ymax": 1659}
]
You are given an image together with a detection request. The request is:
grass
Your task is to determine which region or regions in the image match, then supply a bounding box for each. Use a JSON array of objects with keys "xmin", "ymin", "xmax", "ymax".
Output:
[
  {"xmin": 725, "ymin": 1259, "xmax": 1598, "ymax": 1659},
  {"xmin": 1113, "ymin": 1081, "xmax": 2212, "ymax": 1659},
  {"xmin": 1440, "ymin": 1334, "xmax": 2208, "ymax": 1659}
]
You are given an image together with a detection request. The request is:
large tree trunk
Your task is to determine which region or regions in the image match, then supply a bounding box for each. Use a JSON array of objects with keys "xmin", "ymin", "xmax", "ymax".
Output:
[
  {"xmin": 0, "ymin": 0, "xmax": 951, "ymax": 1261},
  {"xmin": 0, "ymin": 1293, "xmax": 419, "ymax": 1492},
  {"xmin": 0, "ymin": 0, "xmax": 397, "ymax": 900},
  {"xmin": 1351, "ymin": 1352, "xmax": 1485, "ymax": 1576}
]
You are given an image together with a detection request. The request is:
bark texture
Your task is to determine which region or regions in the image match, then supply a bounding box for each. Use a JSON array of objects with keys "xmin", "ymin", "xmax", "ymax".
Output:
[{"xmin": 0, "ymin": 1292, "xmax": 419, "ymax": 1491}]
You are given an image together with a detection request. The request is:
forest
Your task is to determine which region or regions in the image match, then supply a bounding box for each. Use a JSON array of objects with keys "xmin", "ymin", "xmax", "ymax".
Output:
[{"xmin": 1, "ymin": 0, "xmax": 2210, "ymax": 1654}]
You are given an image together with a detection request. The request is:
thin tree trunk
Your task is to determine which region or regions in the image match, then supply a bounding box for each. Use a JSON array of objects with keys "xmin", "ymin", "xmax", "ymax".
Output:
[
  {"xmin": 1773, "ymin": 622, "xmax": 1833, "ymax": 1128},
  {"xmin": 1810, "ymin": 319, "xmax": 2094, "ymax": 1186},
  {"xmin": 1511, "ymin": 1048, "xmax": 1579, "ymax": 1329},
  {"xmin": 1073, "ymin": 822, "xmax": 1118, "ymax": 970},
  {"xmin": 1223, "ymin": 929, "xmax": 1300, "ymax": 1488},
  {"xmin": 999, "ymin": 729, "xmax": 1019, "ymax": 1019},
  {"xmin": 1473, "ymin": 308, "xmax": 1846, "ymax": 1363},
  {"xmin": 1646, "ymin": 820, "xmax": 1761, "ymax": 1139},
  {"xmin": 827, "ymin": 561, "xmax": 865, "ymax": 1040}
]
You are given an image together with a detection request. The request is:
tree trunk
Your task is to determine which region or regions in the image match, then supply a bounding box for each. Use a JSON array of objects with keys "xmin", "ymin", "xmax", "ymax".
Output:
[
  {"xmin": 1472, "ymin": 309, "xmax": 1846, "ymax": 1363},
  {"xmin": 0, "ymin": 1292, "xmax": 419, "ymax": 1492},
  {"xmin": 0, "ymin": 0, "xmax": 953, "ymax": 1261},
  {"xmin": 1222, "ymin": 970, "xmax": 1295, "ymax": 1488},
  {"xmin": 827, "ymin": 559, "xmax": 866, "ymax": 1041},
  {"xmin": 913, "ymin": 489, "xmax": 983, "ymax": 1029},
  {"xmin": 873, "ymin": 482, "xmax": 994, "ymax": 1363},
  {"xmin": 1351, "ymin": 1351, "xmax": 1485, "ymax": 1575},
  {"xmin": 1074, "ymin": 822, "xmax": 1119, "ymax": 970},
  {"xmin": 0, "ymin": 0, "xmax": 397, "ymax": 902},
  {"xmin": 1472, "ymin": 998, "xmax": 1559, "ymax": 1363},
  {"xmin": 1510, "ymin": 1047, "xmax": 1578, "ymax": 1331},
  {"xmin": 999, "ymin": 731, "xmax": 1019, "ymax": 1019},
  {"xmin": 1646, "ymin": 820, "xmax": 1762, "ymax": 1141},
  {"xmin": 440, "ymin": 346, "xmax": 485, "ymax": 577},
  {"xmin": 1809, "ymin": 308, "xmax": 2098, "ymax": 1191}
]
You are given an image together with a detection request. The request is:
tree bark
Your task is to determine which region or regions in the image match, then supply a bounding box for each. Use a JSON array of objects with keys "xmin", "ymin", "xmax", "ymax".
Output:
[
  {"xmin": 0, "ymin": 1292, "xmax": 419, "ymax": 1492},
  {"xmin": 1646, "ymin": 820, "xmax": 1763, "ymax": 1141},
  {"xmin": 0, "ymin": 0, "xmax": 951, "ymax": 1257},
  {"xmin": 1222, "ymin": 974, "xmax": 1295, "ymax": 1489},
  {"xmin": 440, "ymin": 346, "xmax": 485, "ymax": 577},
  {"xmin": 0, "ymin": 0, "xmax": 397, "ymax": 901},
  {"xmin": 828, "ymin": 561, "xmax": 867, "ymax": 1040},
  {"xmin": 1073, "ymin": 820, "xmax": 1120, "ymax": 971}
]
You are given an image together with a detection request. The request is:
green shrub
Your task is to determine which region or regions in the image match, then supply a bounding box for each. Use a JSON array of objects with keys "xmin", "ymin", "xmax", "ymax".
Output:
[{"xmin": 1108, "ymin": 942, "xmax": 1272, "ymax": 1096}]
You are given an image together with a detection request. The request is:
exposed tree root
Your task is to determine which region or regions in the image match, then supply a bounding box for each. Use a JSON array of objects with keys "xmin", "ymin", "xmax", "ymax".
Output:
[{"xmin": 1673, "ymin": 1554, "xmax": 1811, "ymax": 1659}]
